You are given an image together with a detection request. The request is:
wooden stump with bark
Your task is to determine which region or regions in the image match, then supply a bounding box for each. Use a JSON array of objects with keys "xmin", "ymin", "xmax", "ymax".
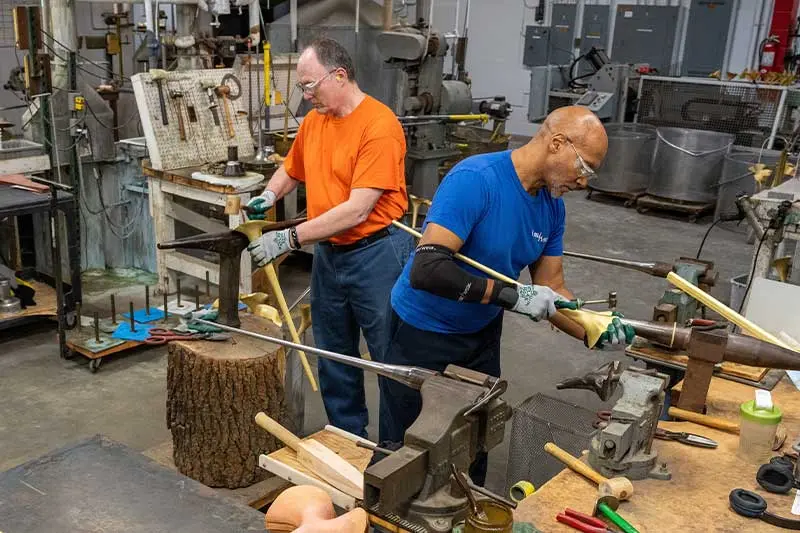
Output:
[{"xmin": 167, "ymin": 313, "xmax": 286, "ymax": 488}]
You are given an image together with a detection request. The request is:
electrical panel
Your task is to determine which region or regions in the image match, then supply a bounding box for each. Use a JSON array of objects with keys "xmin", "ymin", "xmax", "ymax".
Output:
[
  {"xmin": 682, "ymin": 0, "xmax": 735, "ymax": 77},
  {"xmin": 523, "ymin": 25, "xmax": 551, "ymax": 67},
  {"xmin": 612, "ymin": 5, "xmax": 679, "ymax": 75},
  {"xmin": 549, "ymin": 3, "xmax": 577, "ymax": 66},
  {"xmin": 580, "ymin": 5, "xmax": 610, "ymax": 57}
]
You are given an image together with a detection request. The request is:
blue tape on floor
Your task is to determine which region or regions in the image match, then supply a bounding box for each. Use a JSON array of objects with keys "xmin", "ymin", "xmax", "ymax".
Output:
[
  {"xmin": 112, "ymin": 322, "xmax": 153, "ymax": 342},
  {"xmin": 122, "ymin": 308, "xmax": 165, "ymax": 323}
]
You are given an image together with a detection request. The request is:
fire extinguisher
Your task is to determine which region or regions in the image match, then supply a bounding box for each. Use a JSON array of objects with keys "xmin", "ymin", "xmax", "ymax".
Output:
[{"xmin": 760, "ymin": 35, "xmax": 780, "ymax": 74}]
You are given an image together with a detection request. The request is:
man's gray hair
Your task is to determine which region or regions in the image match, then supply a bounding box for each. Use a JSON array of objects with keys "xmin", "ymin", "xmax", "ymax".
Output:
[{"xmin": 306, "ymin": 37, "xmax": 356, "ymax": 81}]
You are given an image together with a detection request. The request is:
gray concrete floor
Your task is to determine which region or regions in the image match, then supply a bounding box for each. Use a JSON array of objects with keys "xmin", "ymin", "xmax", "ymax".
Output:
[{"xmin": 0, "ymin": 193, "xmax": 753, "ymax": 496}]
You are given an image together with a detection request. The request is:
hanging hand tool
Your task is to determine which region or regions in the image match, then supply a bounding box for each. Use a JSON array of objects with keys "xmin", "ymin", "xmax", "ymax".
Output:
[
  {"xmin": 169, "ymin": 88, "xmax": 187, "ymax": 141},
  {"xmin": 150, "ymin": 69, "xmax": 168, "ymax": 126},
  {"xmin": 556, "ymin": 508, "xmax": 615, "ymax": 533},
  {"xmin": 200, "ymin": 80, "xmax": 221, "ymax": 126},
  {"xmin": 192, "ymin": 317, "xmax": 511, "ymax": 533},
  {"xmin": 235, "ymin": 220, "xmax": 318, "ymax": 392},
  {"xmin": 216, "ymin": 73, "xmax": 242, "ymax": 139}
]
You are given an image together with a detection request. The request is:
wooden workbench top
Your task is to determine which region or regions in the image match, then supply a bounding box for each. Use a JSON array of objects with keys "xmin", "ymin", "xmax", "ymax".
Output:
[{"xmin": 514, "ymin": 420, "xmax": 798, "ymax": 532}]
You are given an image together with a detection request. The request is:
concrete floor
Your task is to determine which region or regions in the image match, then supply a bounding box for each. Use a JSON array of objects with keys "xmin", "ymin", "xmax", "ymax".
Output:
[{"xmin": 0, "ymin": 193, "xmax": 754, "ymax": 496}]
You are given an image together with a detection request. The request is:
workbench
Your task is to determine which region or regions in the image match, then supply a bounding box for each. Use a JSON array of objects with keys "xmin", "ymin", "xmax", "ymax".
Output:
[
  {"xmin": 143, "ymin": 161, "xmax": 267, "ymax": 296},
  {"xmin": 515, "ymin": 375, "xmax": 800, "ymax": 531},
  {"xmin": 0, "ymin": 435, "xmax": 266, "ymax": 532}
]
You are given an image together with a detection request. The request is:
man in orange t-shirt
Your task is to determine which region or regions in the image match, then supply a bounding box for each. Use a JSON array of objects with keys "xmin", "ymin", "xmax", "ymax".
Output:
[{"xmin": 246, "ymin": 38, "xmax": 413, "ymax": 438}]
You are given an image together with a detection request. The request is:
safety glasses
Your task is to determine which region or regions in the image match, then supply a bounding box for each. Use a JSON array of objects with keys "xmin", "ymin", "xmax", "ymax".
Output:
[{"xmin": 295, "ymin": 69, "xmax": 337, "ymax": 94}]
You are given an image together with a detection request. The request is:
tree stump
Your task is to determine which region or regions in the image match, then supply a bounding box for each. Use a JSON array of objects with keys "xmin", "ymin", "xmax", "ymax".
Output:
[{"xmin": 167, "ymin": 313, "xmax": 286, "ymax": 488}]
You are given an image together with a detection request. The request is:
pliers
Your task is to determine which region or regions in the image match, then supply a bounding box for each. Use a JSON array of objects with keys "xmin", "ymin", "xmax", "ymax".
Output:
[
  {"xmin": 556, "ymin": 508, "xmax": 615, "ymax": 532},
  {"xmin": 655, "ymin": 428, "xmax": 718, "ymax": 448}
]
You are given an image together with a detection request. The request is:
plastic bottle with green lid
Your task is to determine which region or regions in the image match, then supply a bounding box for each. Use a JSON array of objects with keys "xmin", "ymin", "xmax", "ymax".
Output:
[{"xmin": 737, "ymin": 396, "xmax": 782, "ymax": 464}]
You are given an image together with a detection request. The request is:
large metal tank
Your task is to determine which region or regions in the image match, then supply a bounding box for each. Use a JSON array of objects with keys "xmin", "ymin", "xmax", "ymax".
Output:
[
  {"xmin": 592, "ymin": 124, "xmax": 657, "ymax": 194},
  {"xmin": 647, "ymin": 127, "xmax": 734, "ymax": 203},
  {"xmin": 714, "ymin": 148, "xmax": 797, "ymax": 231}
]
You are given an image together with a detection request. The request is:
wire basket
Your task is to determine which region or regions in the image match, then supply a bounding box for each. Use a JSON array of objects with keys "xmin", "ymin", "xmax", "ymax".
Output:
[{"xmin": 506, "ymin": 393, "xmax": 597, "ymax": 493}]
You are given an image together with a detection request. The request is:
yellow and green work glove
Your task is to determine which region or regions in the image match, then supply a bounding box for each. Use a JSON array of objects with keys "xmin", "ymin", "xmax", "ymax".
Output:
[
  {"xmin": 246, "ymin": 190, "xmax": 276, "ymax": 220},
  {"xmin": 591, "ymin": 312, "xmax": 635, "ymax": 350}
]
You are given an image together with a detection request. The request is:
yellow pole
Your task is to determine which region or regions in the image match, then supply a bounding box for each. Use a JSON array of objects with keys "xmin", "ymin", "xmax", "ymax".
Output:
[{"xmin": 263, "ymin": 41, "xmax": 271, "ymax": 106}]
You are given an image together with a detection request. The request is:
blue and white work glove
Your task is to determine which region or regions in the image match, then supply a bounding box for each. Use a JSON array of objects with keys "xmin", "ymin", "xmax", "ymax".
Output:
[
  {"xmin": 593, "ymin": 312, "xmax": 636, "ymax": 350},
  {"xmin": 246, "ymin": 190, "xmax": 276, "ymax": 220},
  {"xmin": 511, "ymin": 284, "xmax": 568, "ymax": 322},
  {"xmin": 247, "ymin": 229, "xmax": 297, "ymax": 267}
]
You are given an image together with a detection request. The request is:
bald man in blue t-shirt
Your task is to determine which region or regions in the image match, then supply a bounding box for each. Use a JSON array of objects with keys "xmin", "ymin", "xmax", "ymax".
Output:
[{"xmin": 381, "ymin": 106, "xmax": 632, "ymax": 484}]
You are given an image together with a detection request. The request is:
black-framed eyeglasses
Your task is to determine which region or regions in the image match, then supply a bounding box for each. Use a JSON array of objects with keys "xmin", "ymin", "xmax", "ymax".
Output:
[{"xmin": 295, "ymin": 69, "xmax": 337, "ymax": 94}]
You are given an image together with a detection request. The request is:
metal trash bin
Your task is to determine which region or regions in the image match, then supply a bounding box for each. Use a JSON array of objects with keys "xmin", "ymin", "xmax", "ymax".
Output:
[
  {"xmin": 593, "ymin": 123, "xmax": 657, "ymax": 194},
  {"xmin": 648, "ymin": 127, "xmax": 734, "ymax": 204}
]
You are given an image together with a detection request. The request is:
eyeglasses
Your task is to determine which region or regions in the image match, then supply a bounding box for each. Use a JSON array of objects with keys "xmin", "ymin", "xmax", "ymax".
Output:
[
  {"xmin": 295, "ymin": 69, "xmax": 337, "ymax": 94},
  {"xmin": 566, "ymin": 139, "xmax": 597, "ymax": 180}
]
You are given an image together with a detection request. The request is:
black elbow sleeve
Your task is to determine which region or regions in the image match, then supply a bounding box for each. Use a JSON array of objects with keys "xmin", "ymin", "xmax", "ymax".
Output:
[{"xmin": 409, "ymin": 244, "xmax": 490, "ymax": 303}]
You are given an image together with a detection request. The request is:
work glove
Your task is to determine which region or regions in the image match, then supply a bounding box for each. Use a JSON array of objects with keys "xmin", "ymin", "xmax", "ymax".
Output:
[
  {"xmin": 592, "ymin": 312, "xmax": 636, "ymax": 350},
  {"xmin": 247, "ymin": 228, "xmax": 297, "ymax": 268},
  {"xmin": 246, "ymin": 190, "xmax": 276, "ymax": 220},
  {"xmin": 511, "ymin": 284, "xmax": 568, "ymax": 322}
]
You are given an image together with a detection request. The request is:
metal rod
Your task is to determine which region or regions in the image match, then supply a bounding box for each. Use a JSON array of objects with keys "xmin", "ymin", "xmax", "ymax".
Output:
[
  {"xmin": 145, "ymin": 285, "xmax": 150, "ymax": 315},
  {"xmin": 288, "ymin": 286, "xmax": 310, "ymax": 312},
  {"xmin": 110, "ymin": 295, "xmax": 116, "ymax": 324},
  {"xmin": 206, "ymin": 270, "xmax": 210, "ymax": 295},
  {"xmin": 176, "ymin": 277, "xmax": 181, "ymax": 306},
  {"xmin": 75, "ymin": 302, "xmax": 82, "ymax": 331},
  {"xmin": 563, "ymin": 251, "xmax": 660, "ymax": 276},
  {"xmin": 192, "ymin": 318, "xmax": 437, "ymax": 389},
  {"xmin": 467, "ymin": 479, "xmax": 518, "ymax": 510},
  {"xmin": 93, "ymin": 311, "xmax": 100, "ymax": 342},
  {"xmin": 356, "ymin": 441, "xmax": 396, "ymax": 455},
  {"xmin": 163, "ymin": 290, "xmax": 168, "ymax": 323},
  {"xmin": 129, "ymin": 301, "xmax": 136, "ymax": 332},
  {"xmin": 195, "ymin": 285, "xmax": 200, "ymax": 311}
]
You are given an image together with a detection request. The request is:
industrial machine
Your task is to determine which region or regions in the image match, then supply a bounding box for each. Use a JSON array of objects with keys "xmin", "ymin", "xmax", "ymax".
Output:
[
  {"xmin": 376, "ymin": 1, "xmax": 511, "ymax": 200},
  {"xmin": 528, "ymin": 47, "xmax": 646, "ymax": 122}
]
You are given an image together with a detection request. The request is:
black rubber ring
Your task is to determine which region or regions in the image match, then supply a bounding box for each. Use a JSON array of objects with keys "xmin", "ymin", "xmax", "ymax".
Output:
[
  {"xmin": 757, "ymin": 464, "xmax": 795, "ymax": 494},
  {"xmin": 729, "ymin": 488, "xmax": 767, "ymax": 518}
]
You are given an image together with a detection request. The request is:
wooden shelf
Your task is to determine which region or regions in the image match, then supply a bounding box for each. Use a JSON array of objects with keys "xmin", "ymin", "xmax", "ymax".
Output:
[{"xmin": 0, "ymin": 280, "xmax": 57, "ymax": 324}]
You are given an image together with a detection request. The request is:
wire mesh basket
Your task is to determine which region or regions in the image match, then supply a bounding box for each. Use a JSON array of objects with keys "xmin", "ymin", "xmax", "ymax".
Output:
[
  {"xmin": 636, "ymin": 76, "xmax": 800, "ymax": 149},
  {"xmin": 505, "ymin": 393, "xmax": 597, "ymax": 493}
]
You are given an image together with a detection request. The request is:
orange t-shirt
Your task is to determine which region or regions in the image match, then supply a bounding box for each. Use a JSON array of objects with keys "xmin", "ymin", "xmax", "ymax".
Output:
[{"xmin": 282, "ymin": 95, "xmax": 408, "ymax": 245}]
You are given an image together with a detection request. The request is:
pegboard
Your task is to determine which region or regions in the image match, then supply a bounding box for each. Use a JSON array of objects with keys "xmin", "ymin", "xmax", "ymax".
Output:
[
  {"xmin": 131, "ymin": 68, "xmax": 256, "ymax": 171},
  {"xmin": 232, "ymin": 53, "xmax": 305, "ymax": 135}
]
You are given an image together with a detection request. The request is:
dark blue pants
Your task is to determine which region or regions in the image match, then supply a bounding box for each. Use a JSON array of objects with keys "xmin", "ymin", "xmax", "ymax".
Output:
[
  {"xmin": 378, "ymin": 308, "xmax": 504, "ymax": 485},
  {"xmin": 311, "ymin": 225, "xmax": 414, "ymax": 439}
]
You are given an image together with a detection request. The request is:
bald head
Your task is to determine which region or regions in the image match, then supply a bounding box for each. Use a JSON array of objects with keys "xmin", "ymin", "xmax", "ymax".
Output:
[{"xmin": 540, "ymin": 106, "xmax": 608, "ymax": 168}]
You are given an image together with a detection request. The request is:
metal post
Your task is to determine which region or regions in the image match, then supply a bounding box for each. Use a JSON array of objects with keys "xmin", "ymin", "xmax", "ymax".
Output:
[
  {"xmin": 768, "ymin": 88, "xmax": 788, "ymax": 150},
  {"xmin": 129, "ymin": 301, "xmax": 136, "ymax": 332},
  {"xmin": 110, "ymin": 294, "xmax": 117, "ymax": 324},
  {"xmin": 145, "ymin": 285, "xmax": 150, "ymax": 315},
  {"xmin": 205, "ymin": 270, "xmax": 210, "ymax": 295},
  {"xmin": 195, "ymin": 285, "xmax": 200, "ymax": 310},
  {"xmin": 93, "ymin": 311, "xmax": 100, "ymax": 342},
  {"xmin": 163, "ymin": 291, "xmax": 169, "ymax": 322}
]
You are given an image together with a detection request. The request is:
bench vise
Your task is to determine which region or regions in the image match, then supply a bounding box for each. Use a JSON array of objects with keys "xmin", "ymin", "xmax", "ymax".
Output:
[{"xmin": 558, "ymin": 362, "xmax": 671, "ymax": 481}]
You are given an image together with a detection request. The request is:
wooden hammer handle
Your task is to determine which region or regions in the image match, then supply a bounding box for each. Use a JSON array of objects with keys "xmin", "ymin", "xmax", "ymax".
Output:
[
  {"xmin": 544, "ymin": 442, "xmax": 607, "ymax": 485},
  {"xmin": 667, "ymin": 407, "xmax": 740, "ymax": 434},
  {"xmin": 255, "ymin": 412, "xmax": 302, "ymax": 451}
]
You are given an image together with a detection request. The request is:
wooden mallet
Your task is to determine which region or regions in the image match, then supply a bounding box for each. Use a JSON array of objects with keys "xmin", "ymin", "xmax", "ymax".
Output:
[{"xmin": 544, "ymin": 442, "xmax": 634, "ymax": 501}]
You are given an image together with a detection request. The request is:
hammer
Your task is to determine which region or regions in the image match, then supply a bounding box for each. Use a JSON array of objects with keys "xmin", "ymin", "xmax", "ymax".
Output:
[
  {"xmin": 150, "ymin": 69, "xmax": 169, "ymax": 126},
  {"xmin": 200, "ymin": 80, "xmax": 221, "ymax": 126},
  {"xmin": 544, "ymin": 442, "xmax": 634, "ymax": 501},
  {"xmin": 215, "ymin": 84, "xmax": 235, "ymax": 139},
  {"xmin": 169, "ymin": 88, "xmax": 186, "ymax": 141}
]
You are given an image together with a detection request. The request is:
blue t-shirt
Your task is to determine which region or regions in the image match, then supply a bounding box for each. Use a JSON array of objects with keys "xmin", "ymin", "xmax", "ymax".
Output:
[{"xmin": 391, "ymin": 150, "xmax": 566, "ymax": 334}]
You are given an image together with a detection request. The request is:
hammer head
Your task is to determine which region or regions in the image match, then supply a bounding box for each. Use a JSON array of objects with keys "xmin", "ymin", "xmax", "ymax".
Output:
[
  {"xmin": 200, "ymin": 80, "xmax": 216, "ymax": 90},
  {"xmin": 158, "ymin": 230, "xmax": 249, "ymax": 256},
  {"xmin": 215, "ymin": 85, "xmax": 231, "ymax": 97},
  {"xmin": 150, "ymin": 69, "xmax": 167, "ymax": 81}
]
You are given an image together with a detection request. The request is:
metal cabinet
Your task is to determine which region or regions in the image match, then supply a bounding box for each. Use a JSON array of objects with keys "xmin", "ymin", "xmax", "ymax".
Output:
[
  {"xmin": 612, "ymin": 5, "xmax": 680, "ymax": 75},
  {"xmin": 682, "ymin": 0, "xmax": 735, "ymax": 77}
]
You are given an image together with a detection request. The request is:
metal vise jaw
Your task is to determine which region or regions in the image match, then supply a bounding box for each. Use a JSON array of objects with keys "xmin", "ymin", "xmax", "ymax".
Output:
[
  {"xmin": 654, "ymin": 257, "xmax": 717, "ymax": 324},
  {"xmin": 589, "ymin": 368, "xmax": 671, "ymax": 481},
  {"xmin": 363, "ymin": 365, "xmax": 512, "ymax": 533}
]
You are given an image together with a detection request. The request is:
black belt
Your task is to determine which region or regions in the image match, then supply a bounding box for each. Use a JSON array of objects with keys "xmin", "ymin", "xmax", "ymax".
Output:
[{"xmin": 321, "ymin": 225, "xmax": 392, "ymax": 253}]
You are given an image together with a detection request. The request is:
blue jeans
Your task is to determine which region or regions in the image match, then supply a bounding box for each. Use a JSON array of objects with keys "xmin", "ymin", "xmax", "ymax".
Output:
[
  {"xmin": 311, "ymin": 225, "xmax": 414, "ymax": 438},
  {"xmin": 378, "ymin": 307, "xmax": 503, "ymax": 485}
]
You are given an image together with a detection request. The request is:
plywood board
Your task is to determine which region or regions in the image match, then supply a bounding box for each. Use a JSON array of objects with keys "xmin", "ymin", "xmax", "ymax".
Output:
[
  {"xmin": 132, "ymin": 69, "xmax": 256, "ymax": 171},
  {"xmin": 627, "ymin": 341, "xmax": 769, "ymax": 381},
  {"xmin": 0, "ymin": 280, "xmax": 57, "ymax": 322},
  {"xmin": 515, "ymin": 421, "xmax": 800, "ymax": 532}
]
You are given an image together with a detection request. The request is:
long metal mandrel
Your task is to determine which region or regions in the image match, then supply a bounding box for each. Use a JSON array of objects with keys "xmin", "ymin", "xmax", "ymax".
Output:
[
  {"xmin": 563, "ymin": 251, "xmax": 668, "ymax": 277},
  {"xmin": 192, "ymin": 318, "xmax": 438, "ymax": 389},
  {"xmin": 163, "ymin": 291, "xmax": 168, "ymax": 323},
  {"xmin": 129, "ymin": 301, "xmax": 136, "ymax": 332},
  {"xmin": 110, "ymin": 295, "xmax": 116, "ymax": 324}
]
